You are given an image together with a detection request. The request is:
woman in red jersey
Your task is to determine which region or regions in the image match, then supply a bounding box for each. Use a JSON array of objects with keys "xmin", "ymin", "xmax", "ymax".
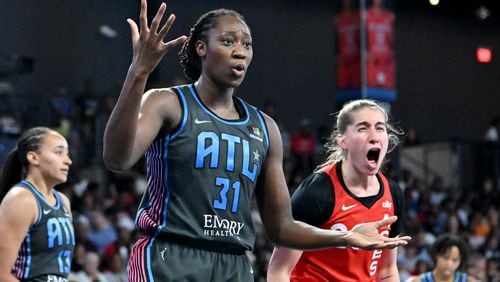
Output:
[{"xmin": 268, "ymin": 99, "xmax": 406, "ymax": 282}]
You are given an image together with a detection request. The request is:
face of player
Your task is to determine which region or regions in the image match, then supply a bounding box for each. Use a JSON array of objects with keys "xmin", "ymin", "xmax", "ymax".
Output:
[
  {"xmin": 339, "ymin": 107, "xmax": 388, "ymax": 176},
  {"xmin": 434, "ymin": 246, "xmax": 461, "ymax": 279},
  {"xmin": 200, "ymin": 15, "xmax": 253, "ymax": 88},
  {"xmin": 29, "ymin": 132, "xmax": 72, "ymax": 186}
]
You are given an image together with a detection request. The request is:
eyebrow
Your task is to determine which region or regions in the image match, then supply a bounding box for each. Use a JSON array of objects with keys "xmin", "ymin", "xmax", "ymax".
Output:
[
  {"xmin": 52, "ymin": 145, "xmax": 68, "ymax": 150},
  {"xmin": 221, "ymin": 30, "xmax": 252, "ymax": 38},
  {"xmin": 355, "ymin": 121, "xmax": 386, "ymax": 127}
]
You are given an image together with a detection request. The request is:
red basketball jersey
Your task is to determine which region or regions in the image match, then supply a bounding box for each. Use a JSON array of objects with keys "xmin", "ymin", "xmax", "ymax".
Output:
[{"xmin": 290, "ymin": 163, "xmax": 396, "ymax": 282}]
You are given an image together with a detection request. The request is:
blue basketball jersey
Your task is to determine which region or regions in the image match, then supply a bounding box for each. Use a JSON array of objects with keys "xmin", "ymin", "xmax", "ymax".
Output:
[
  {"xmin": 11, "ymin": 180, "xmax": 75, "ymax": 282},
  {"xmin": 134, "ymin": 84, "xmax": 269, "ymax": 250}
]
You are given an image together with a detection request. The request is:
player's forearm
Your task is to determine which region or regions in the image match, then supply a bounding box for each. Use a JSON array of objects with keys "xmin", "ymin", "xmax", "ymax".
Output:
[
  {"xmin": 270, "ymin": 219, "xmax": 350, "ymax": 250},
  {"xmin": 103, "ymin": 65, "xmax": 148, "ymax": 171}
]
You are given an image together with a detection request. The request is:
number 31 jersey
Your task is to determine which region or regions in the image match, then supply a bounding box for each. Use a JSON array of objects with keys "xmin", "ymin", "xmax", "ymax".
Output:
[{"xmin": 135, "ymin": 84, "xmax": 269, "ymax": 251}]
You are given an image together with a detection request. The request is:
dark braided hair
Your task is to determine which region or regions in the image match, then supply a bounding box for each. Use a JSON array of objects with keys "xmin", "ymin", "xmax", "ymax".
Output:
[
  {"xmin": 0, "ymin": 127, "xmax": 53, "ymax": 201},
  {"xmin": 179, "ymin": 9, "xmax": 247, "ymax": 81}
]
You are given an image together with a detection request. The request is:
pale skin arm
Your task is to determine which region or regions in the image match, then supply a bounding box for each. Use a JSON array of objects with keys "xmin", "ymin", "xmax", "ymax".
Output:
[
  {"xmin": 255, "ymin": 115, "xmax": 411, "ymax": 250},
  {"xmin": 378, "ymin": 248, "xmax": 400, "ymax": 281},
  {"xmin": 0, "ymin": 188, "xmax": 38, "ymax": 282},
  {"xmin": 267, "ymin": 248, "xmax": 303, "ymax": 281},
  {"xmin": 103, "ymin": 0, "xmax": 186, "ymax": 171}
]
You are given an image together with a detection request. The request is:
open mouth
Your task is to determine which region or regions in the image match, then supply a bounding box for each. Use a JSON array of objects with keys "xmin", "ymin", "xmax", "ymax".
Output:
[
  {"xmin": 231, "ymin": 64, "xmax": 246, "ymax": 76},
  {"xmin": 367, "ymin": 148, "xmax": 381, "ymax": 165},
  {"xmin": 234, "ymin": 64, "xmax": 245, "ymax": 72}
]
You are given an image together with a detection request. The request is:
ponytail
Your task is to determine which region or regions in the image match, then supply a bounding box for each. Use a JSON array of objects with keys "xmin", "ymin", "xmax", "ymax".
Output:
[{"xmin": 0, "ymin": 147, "xmax": 24, "ymax": 202}]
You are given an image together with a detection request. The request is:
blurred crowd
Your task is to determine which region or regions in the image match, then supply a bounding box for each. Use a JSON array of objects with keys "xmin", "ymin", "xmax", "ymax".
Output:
[{"xmin": 0, "ymin": 79, "xmax": 499, "ymax": 281}]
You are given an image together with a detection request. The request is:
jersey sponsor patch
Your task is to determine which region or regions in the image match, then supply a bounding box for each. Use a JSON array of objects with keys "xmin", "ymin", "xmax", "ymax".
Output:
[
  {"xmin": 382, "ymin": 200, "xmax": 392, "ymax": 209},
  {"xmin": 247, "ymin": 126, "xmax": 263, "ymax": 142}
]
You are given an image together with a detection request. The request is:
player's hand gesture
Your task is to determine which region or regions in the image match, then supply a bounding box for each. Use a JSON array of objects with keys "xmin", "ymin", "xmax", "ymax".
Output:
[
  {"xmin": 127, "ymin": 0, "xmax": 187, "ymax": 76},
  {"xmin": 346, "ymin": 216, "xmax": 411, "ymax": 250}
]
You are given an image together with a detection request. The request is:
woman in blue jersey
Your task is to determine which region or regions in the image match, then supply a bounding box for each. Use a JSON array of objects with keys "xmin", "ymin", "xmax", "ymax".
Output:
[
  {"xmin": 103, "ymin": 1, "xmax": 411, "ymax": 281},
  {"xmin": 0, "ymin": 127, "xmax": 75, "ymax": 282},
  {"xmin": 406, "ymin": 234, "xmax": 478, "ymax": 282}
]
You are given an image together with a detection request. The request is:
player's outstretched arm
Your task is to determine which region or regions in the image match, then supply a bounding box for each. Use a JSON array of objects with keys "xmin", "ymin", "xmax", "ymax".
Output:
[
  {"xmin": 346, "ymin": 216, "xmax": 411, "ymax": 250},
  {"xmin": 103, "ymin": 0, "xmax": 186, "ymax": 172}
]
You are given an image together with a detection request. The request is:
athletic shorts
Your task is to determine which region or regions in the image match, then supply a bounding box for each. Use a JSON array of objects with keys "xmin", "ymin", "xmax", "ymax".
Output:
[{"xmin": 127, "ymin": 235, "xmax": 254, "ymax": 282}]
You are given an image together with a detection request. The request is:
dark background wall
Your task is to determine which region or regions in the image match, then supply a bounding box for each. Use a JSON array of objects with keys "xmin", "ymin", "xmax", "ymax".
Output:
[{"xmin": 1, "ymin": 0, "xmax": 499, "ymax": 143}]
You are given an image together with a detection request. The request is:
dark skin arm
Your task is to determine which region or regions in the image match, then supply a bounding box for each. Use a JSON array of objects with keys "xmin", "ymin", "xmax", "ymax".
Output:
[
  {"xmin": 255, "ymin": 115, "xmax": 410, "ymax": 250},
  {"xmin": 103, "ymin": 0, "xmax": 186, "ymax": 172}
]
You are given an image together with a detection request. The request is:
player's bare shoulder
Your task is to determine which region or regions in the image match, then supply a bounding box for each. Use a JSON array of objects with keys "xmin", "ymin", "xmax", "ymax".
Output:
[
  {"xmin": 140, "ymin": 87, "xmax": 182, "ymax": 123},
  {"xmin": 142, "ymin": 87, "xmax": 180, "ymax": 108},
  {"xmin": 138, "ymin": 87, "xmax": 183, "ymax": 138}
]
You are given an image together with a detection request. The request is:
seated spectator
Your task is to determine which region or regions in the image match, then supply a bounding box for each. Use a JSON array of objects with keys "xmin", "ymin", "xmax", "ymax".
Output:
[
  {"xmin": 87, "ymin": 211, "xmax": 117, "ymax": 254},
  {"xmin": 68, "ymin": 252, "xmax": 108, "ymax": 282},
  {"xmin": 484, "ymin": 116, "xmax": 499, "ymax": 142},
  {"xmin": 102, "ymin": 252, "xmax": 127, "ymax": 282}
]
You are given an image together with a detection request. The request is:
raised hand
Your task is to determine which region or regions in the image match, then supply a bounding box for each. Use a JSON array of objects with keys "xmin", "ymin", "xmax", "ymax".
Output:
[
  {"xmin": 346, "ymin": 216, "xmax": 411, "ymax": 250},
  {"xmin": 127, "ymin": 0, "xmax": 187, "ymax": 76}
]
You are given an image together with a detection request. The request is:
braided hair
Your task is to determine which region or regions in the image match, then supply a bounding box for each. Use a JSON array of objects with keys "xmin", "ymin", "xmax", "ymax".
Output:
[{"xmin": 179, "ymin": 9, "xmax": 247, "ymax": 81}]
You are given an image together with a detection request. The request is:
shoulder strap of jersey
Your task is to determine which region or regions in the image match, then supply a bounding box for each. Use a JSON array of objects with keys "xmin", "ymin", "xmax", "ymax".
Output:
[
  {"xmin": 170, "ymin": 84, "xmax": 191, "ymax": 139},
  {"xmin": 420, "ymin": 272, "xmax": 433, "ymax": 282}
]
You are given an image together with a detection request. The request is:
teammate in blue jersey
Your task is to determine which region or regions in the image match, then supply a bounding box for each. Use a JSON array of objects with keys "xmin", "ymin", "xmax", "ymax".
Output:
[
  {"xmin": 103, "ymin": 1, "xmax": 411, "ymax": 281},
  {"xmin": 405, "ymin": 234, "xmax": 477, "ymax": 282},
  {"xmin": 0, "ymin": 127, "xmax": 75, "ymax": 282}
]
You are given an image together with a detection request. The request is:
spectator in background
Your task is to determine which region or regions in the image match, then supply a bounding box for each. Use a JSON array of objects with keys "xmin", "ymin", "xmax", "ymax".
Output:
[
  {"xmin": 69, "ymin": 251, "xmax": 108, "ymax": 282},
  {"xmin": 290, "ymin": 118, "xmax": 318, "ymax": 186},
  {"xmin": 75, "ymin": 79, "xmax": 100, "ymax": 167},
  {"xmin": 485, "ymin": 258, "xmax": 500, "ymax": 282},
  {"xmin": 102, "ymin": 252, "xmax": 128, "ymax": 282},
  {"xmin": 484, "ymin": 116, "xmax": 499, "ymax": 142},
  {"xmin": 87, "ymin": 210, "xmax": 117, "ymax": 254},
  {"xmin": 403, "ymin": 127, "xmax": 421, "ymax": 147},
  {"xmin": 467, "ymin": 252, "xmax": 487, "ymax": 282},
  {"xmin": 48, "ymin": 86, "xmax": 75, "ymax": 135}
]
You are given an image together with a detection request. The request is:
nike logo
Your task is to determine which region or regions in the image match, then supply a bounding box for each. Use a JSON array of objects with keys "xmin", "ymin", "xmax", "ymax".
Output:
[
  {"xmin": 194, "ymin": 118, "xmax": 211, "ymax": 124},
  {"xmin": 43, "ymin": 209, "xmax": 52, "ymax": 215},
  {"xmin": 341, "ymin": 204, "xmax": 357, "ymax": 211}
]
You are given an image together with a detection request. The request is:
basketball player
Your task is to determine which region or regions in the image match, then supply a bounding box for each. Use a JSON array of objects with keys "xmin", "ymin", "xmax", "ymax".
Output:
[
  {"xmin": 0, "ymin": 127, "xmax": 74, "ymax": 281},
  {"xmin": 267, "ymin": 99, "xmax": 406, "ymax": 281},
  {"xmin": 103, "ymin": 1, "xmax": 411, "ymax": 281},
  {"xmin": 406, "ymin": 233, "xmax": 477, "ymax": 282}
]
